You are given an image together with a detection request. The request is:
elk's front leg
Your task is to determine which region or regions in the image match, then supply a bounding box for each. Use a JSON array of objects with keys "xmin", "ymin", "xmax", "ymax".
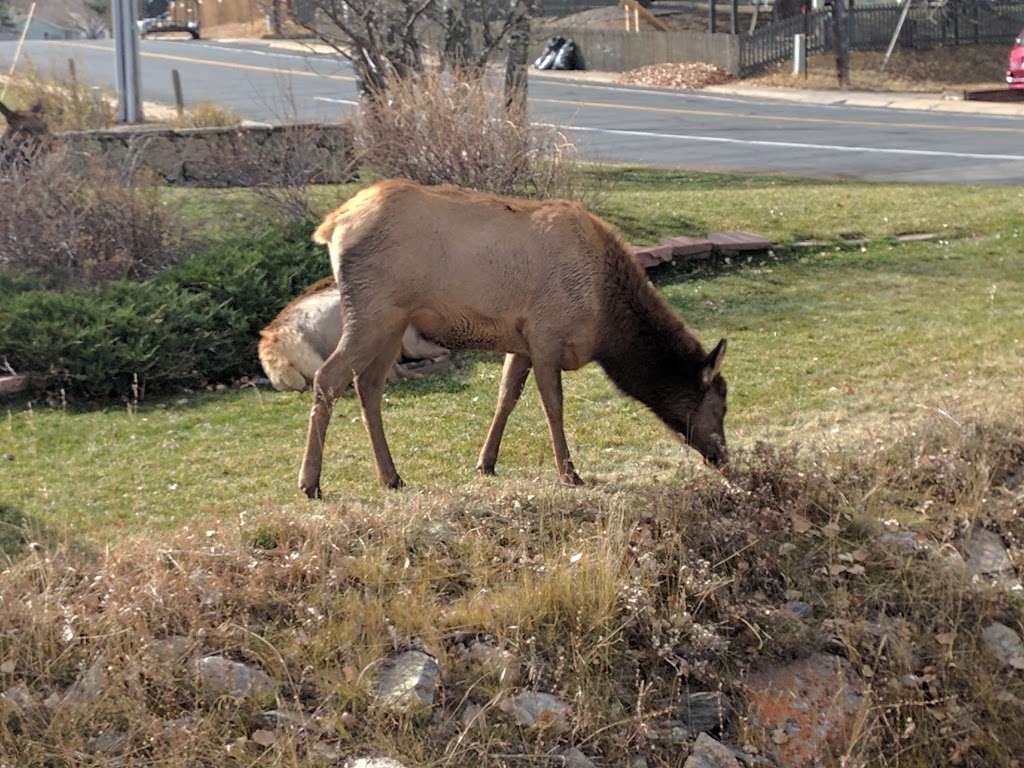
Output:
[
  {"xmin": 531, "ymin": 356, "xmax": 583, "ymax": 486},
  {"xmin": 477, "ymin": 353, "xmax": 531, "ymax": 476},
  {"xmin": 355, "ymin": 337, "xmax": 405, "ymax": 489}
]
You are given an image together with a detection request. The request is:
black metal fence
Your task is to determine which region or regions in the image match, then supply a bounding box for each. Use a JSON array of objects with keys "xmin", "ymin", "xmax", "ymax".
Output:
[
  {"xmin": 739, "ymin": 9, "xmax": 830, "ymax": 73},
  {"xmin": 739, "ymin": 1, "xmax": 1024, "ymax": 74}
]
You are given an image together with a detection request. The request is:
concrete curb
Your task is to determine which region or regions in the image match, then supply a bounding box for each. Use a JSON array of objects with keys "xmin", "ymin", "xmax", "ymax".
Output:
[{"xmin": 702, "ymin": 84, "xmax": 1024, "ymax": 116}]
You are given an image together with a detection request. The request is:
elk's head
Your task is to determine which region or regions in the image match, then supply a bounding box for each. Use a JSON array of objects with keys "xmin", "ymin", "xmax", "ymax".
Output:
[{"xmin": 663, "ymin": 339, "xmax": 729, "ymax": 468}]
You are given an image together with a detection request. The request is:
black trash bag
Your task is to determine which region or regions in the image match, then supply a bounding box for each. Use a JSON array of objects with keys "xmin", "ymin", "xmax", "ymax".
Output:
[
  {"xmin": 552, "ymin": 38, "xmax": 578, "ymax": 70},
  {"xmin": 534, "ymin": 35, "xmax": 565, "ymax": 70}
]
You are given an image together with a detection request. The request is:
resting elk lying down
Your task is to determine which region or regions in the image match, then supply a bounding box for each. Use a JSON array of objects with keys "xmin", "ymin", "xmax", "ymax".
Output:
[
  {"xmin": 299, "ymin": 179, "xmax": 729, "ymax": 497},
  {"xmin": 258, "ymin": 276, "xmax": 449, "ymax": 391}
]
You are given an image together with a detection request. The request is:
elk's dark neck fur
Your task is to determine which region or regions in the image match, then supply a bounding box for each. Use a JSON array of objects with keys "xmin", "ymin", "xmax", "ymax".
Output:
[{"xmin": 594, "ymin": 228, "xmax": 707, "ymax": 415}]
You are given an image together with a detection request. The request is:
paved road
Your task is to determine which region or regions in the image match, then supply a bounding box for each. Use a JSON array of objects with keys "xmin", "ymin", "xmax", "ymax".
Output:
[{"xmin": 2, "ymin": 38, "xmax": 1023, "ymax": 183}]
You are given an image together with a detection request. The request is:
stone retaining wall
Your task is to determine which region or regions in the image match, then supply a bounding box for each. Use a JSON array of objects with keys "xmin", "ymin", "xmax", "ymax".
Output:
[
  {"xmin": 56, "ymin": 122, "xmax": 355, "ymax": 188},
  {"xmin": 532, "ymin": 27, "xmax": 742, "ymax": 74}
]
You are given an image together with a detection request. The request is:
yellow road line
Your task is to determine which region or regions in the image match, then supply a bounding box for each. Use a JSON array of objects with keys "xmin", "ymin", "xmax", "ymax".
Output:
[
  {"xmin": 533, "ymin": 96, "xmax": 1019, "ymax": 134},
  {"xmin": 70, "ymin": 42, "xmax": 356, "ymax": 82}
]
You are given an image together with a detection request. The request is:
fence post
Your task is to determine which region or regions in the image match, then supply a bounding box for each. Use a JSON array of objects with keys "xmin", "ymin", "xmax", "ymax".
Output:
[
  {"xmin": 731, "ymin": 0, "xmax": 738, "ymax": 34},
  {"xmin": 709, "ymin": 0, "xmax": 717, "ymax": 33},
  {"xmin": 171, "ymin": 69, "xmax": 185, "ymax": 119},
  {"xmin": 793, "ymin": 33, "xmax": 807, "ymax": 76}
]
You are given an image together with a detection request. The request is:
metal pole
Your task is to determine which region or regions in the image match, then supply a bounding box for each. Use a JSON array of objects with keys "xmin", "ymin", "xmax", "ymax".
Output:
[
  {"xmin": 730, "ymin": 0, "xmax": 738, "ymax": 35},
  {"xmin": 709, "ymin": 0, "xmax": 717, "ymax": 33},
  {"xmin": 112, "ymin": 0, "xmax": 143, "ymax": 123}
]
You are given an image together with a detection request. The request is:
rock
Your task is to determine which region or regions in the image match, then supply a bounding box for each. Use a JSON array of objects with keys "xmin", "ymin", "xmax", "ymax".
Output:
[
  {"xmin": 632, "ymin": 244, "xmax": 675, "ymax": 269},
  {"xmin": 49, "ymin": 656, "xmax": 107, "ymax": 709},
  {"xmin": 467, "ymin": 641, "xmax": 519, "ymax": 686},
  {"xmin": 744, "ymin": 653, "xmax": 867, "ymax": 768},
  {"xmin": 684, "ymin": 733, "xmax": 742, "ymax": 768},
  {"xmin": 460, "ymin": 702, "xmax": 483, "ymax": 727},
  {"xmin": 1, "ymin": 684, "xmax": 39, "ymax": 718},
  {"xmin": 648, "ymin": 719, "xmax": 690, "ymax": 745},
  {"xmin": 501, "ymin": 691, "xmax": 571, "ymax": 729},
  {"xmin": 783, "ymin": 601, "xmax": 812, "ymax": 619},
  {"xmin": 0, "ymin": 374, "xmax": 30, "ymax": 397},
  {"xmin": 558, "ymin": 747, "xmax": 596, "ymax": 768},
  {"xmin": 662, "ymin": 235, "xmax": 715, "ymax": 260},
  {"xmin": 679, "ymin": 691, "xmax": 729, "ymax": 734},
  {"xmin": 630, "ymin": 757, "xmax": 650, "ymax": 768},
  {"xmin": 372, "ymin": 651, "xmax": 440, "ymax": 710},
  {"xmin": 87, "ymin": 729, "xmax": 128, "ymax": 755},
  {"xmin": 192, "ymin": 655, "xmax": 275, "ymax": 702},
  {"xmin": 261, "ymin": 708, "xmax": 321, "ymax": 733},
  {"xmin": 345, "ymin": 759, "xmax": 410, "ymax": 768},
  {"xmin": 707, "ymin": 231, "xmax": 773, "ymax": 255},
  {"xmin": 251, "ymin": 729, "xmax": 277, "ymax": 747},
  {"xmin": 982, "ymin": 622, "xmax": 1024, "ymax": 670},
  {"xmin": 961, "ymin": 526, "xmax": 1022, "ymax": 593},
  {"xmin": 310, "ymin": 742, "xmax": 344, "ymax": 761},
  {"xmin": 149, "ymin": 636, "xmax": 194, "ymax": 664}
]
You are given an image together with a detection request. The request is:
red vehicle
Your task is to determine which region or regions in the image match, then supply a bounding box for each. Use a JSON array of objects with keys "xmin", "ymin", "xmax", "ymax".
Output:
[{"xmin": 1007, "ymin": 30, "xmax": 1024, "ymax": 89}]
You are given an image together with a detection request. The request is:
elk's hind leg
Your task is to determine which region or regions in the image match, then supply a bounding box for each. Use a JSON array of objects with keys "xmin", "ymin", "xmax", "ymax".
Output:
[
  {"xmin": 355, "ymin": 333, "xmax": 406, "ymax": 489},
  {"xmin": 298, "ymin": 323, "xmax": 395, "ymax": 499},
  {"xmin": 477, "ymin": 353, "xmax": 531, "ymax": 476},
  {"xmin": 531, "ymin": 352, "xmax": 583, "ymax": 487}
]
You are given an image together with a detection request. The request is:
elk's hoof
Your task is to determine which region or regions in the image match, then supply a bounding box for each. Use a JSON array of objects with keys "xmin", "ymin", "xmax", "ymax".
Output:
[
  {"xmin": 476, "ymin": 463, "xmax": 497, "ymax": 477},
  {"xmin": 300, "ymin": 482, "xmax": 323, "ymax": 500},
  {"xmin": 384, "ymin": 474, "xmax": 405, "ymax": 490},
  {"xmin": 560, "ymin": 471, "xmax": 584, "ymax": 487}
]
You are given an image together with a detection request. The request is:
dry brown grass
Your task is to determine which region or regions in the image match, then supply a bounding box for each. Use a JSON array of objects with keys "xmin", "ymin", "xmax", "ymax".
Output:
[
  {"xmin": 355, "ymin": 70, "xmax": 583, "ymax": 200},
  {"xmin": 746, "ymin": 44, "xmax": 1008, "ymax": 92},
  {"xmin": 174, "ymin": 102, "xmax": 243, "ymax": 129},
  {"xmin": 1, "ymin": 65, "xmax": 115, "ymax": 132},
  {"xmin": 2, "ymin": 406, "xmax": 1022, "ymax": 766}
]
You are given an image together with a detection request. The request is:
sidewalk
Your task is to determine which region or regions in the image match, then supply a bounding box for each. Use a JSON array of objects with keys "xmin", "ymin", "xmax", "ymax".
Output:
[{"xmin": 702, "ymin": 83, "xmax": 1024, "ymax": 117}]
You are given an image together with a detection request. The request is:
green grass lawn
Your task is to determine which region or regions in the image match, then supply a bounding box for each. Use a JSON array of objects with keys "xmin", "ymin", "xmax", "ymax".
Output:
[{"xmin": 4, "ymin": 176, "xmax": 1022, "ymax": 541}]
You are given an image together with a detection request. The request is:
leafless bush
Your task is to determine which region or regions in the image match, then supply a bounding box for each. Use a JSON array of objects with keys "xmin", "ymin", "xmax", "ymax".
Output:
[
  {"xmin": 355, "ymin": 69, "xmax": 582, "ymax": 200},
  {"xmin": 0, "ymin": 149, "xmax": 182, "ymax": 287},
  {"xmin": 226, "ymin": 122, "xmax": 359, "ymax": 224},
  {"xmin": 174, "ymin": 102, "xmax": 242, "ymax": 129}
]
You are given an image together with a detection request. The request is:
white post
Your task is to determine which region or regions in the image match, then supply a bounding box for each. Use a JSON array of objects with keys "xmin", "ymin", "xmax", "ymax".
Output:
[
  {"xmin": 1, "ymin": 2, "xmax": 36, "ymax": 102},
  {"xmin": 793, "ymin": 32, "xmax": 807, "ymax": 76},
  {"xmin": 111, "ymin": 0, "xmax": 143, "ymax": 123}
]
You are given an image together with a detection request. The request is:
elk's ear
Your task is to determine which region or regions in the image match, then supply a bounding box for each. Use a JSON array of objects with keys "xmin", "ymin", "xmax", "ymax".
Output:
[{"xmin": 701, "ymin": 338, "xmax": 727, "ymax": 388}]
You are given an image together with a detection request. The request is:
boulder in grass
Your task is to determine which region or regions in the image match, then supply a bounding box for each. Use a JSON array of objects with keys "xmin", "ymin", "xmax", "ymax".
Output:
[
  {"xmin": 662, "ymin": 236, "xmax": 715, "ymax": 260},
  {"xmin": 707, "ymin": 231, "xmax": 773, "ymax": 255},
  {"xmin": 632, "ymin": 243, "xmax": 675, "ymax": 269}
]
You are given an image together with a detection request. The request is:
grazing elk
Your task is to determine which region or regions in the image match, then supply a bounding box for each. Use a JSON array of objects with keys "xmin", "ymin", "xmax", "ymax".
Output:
[
  {"xmin": 259, "ymin": 275, "xmax": 450, "ymax": 391},
  {"xmin": 0, "ymin": 100, "xmax": 49, "ymax": 168},
  {"xmin": 300, "ymin": 179, "xmax": 728, "ymax": 497}
]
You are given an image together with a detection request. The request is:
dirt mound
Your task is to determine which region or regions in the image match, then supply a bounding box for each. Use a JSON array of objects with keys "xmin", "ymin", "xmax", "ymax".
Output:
[{"xmin": 619, "ymin": 61, "xmax": 734, "ymax": 90}]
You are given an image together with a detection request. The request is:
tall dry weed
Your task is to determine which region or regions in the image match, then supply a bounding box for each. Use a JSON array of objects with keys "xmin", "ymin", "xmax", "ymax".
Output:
[{"xmin": 355, "ymin": 69, "xmax": 582, "ymax": 200}]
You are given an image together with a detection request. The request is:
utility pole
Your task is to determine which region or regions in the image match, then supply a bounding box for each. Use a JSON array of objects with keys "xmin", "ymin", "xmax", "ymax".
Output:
[
  {"xmin": 831, "ymin": 0, "xmax": 850, "ymax": 88},
  {"xmin": 111, "ymin": 0, "xmax": 143, "ymax": 123}
]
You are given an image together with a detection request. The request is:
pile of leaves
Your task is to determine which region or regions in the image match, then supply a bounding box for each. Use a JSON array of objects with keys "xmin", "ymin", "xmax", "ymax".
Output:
[{"xmin": 620, "ymin": 62, "xmax": 734, "ymax": 90}]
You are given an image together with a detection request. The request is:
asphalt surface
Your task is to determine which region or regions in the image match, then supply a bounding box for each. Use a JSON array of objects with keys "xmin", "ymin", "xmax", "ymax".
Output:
[{"xmin": 2, "ymin": 38, "xmax": 1023, "ymax": 183}]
